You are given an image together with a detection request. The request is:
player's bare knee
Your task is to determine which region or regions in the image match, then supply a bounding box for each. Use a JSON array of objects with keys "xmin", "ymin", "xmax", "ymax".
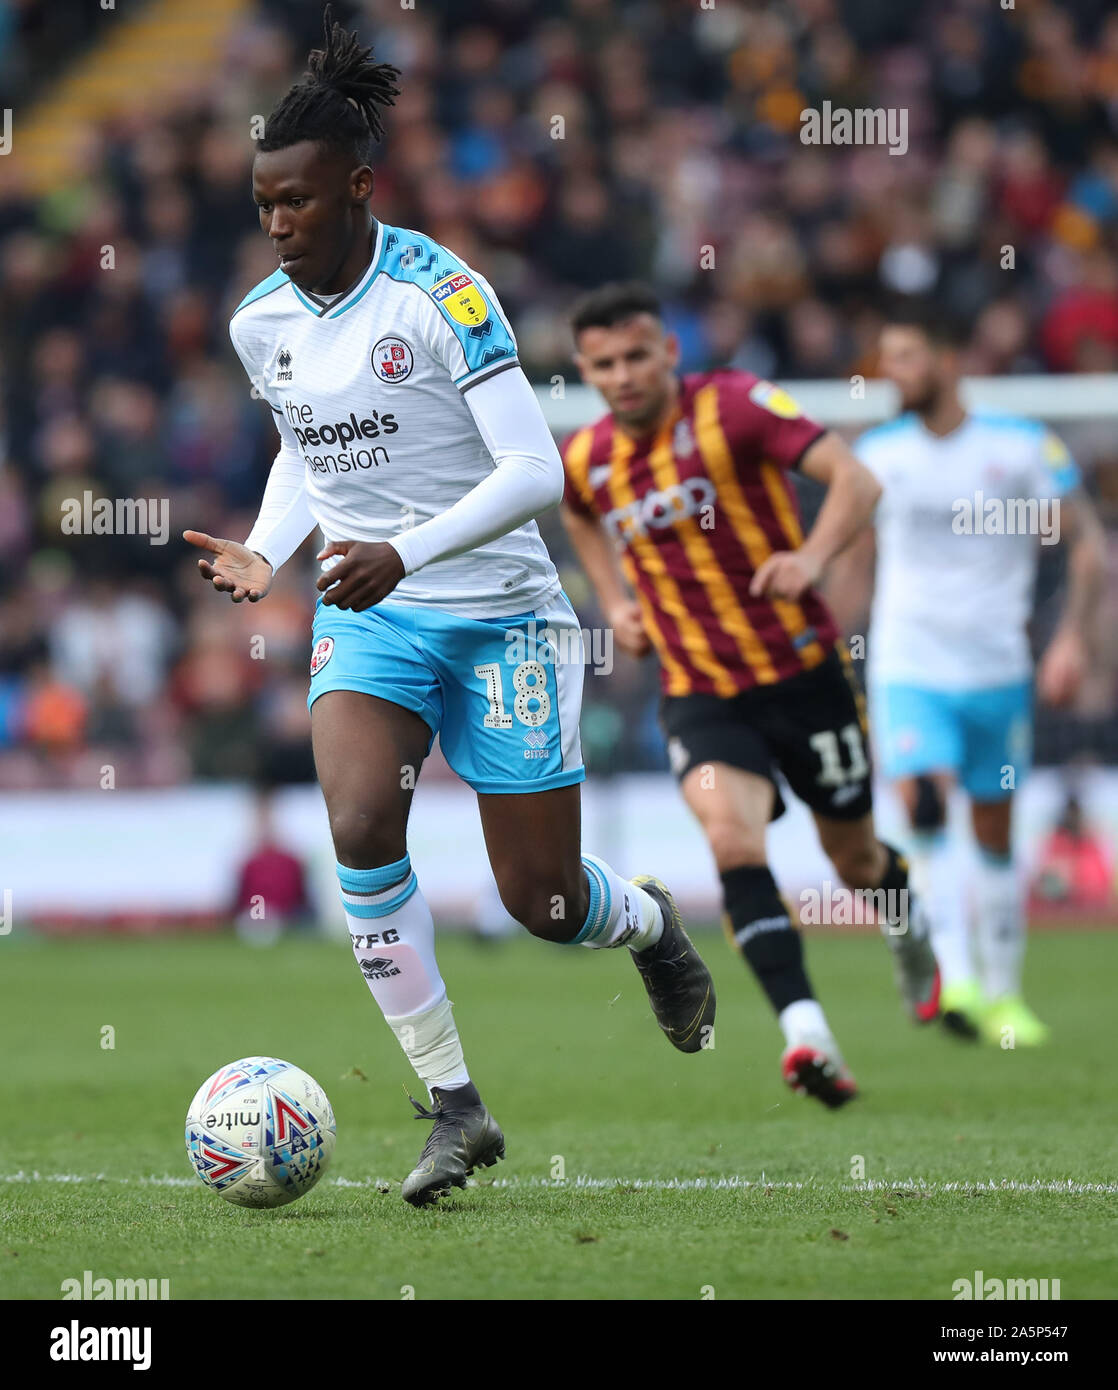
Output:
[
  {"xmin": 703, "ymin": 819, "xmax": 767, "ymax": 873},
  {"xmin": 505, "ymin": 890, "xmax": 572, "ymax": 943},
  {"xmin": 830, "ymin": 840, "xmax": 882, "ymax": 890},
  {"xmin": 974, "ymin": 827, "xmax": 1011, "ymax": 858},
  {"xmin": 329, "ymin": 806, "xmax": 405, "ymax": 870},
  {"xmin": 501, "ymin": 870, "xmax": 585, "ymax": 942}
]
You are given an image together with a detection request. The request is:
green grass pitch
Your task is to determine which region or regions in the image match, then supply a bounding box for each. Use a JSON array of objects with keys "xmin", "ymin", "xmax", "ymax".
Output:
[{"xmin": 2, "ymin": 928, "xmax": 1115, "ymax": 1300}]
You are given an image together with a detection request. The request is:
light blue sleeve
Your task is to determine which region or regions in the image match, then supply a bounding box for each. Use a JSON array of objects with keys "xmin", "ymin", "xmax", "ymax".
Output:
[
  {"xmin": 381, "ymin": 227, "xmax": 519, "ymax": 391},
  {"xmin": 1033, "ymin": 427, "xmax": 1081, "ymax": 499},
  {"xmin": 426, "ymin": 265, "xmax": 519, "ymax": 390}
]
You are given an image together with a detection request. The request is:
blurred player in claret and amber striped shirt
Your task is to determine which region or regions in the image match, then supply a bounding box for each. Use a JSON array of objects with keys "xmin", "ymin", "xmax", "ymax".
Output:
[{"xmin": 560, "ymin": 283, "xmax": 943, "ymax": 1108}]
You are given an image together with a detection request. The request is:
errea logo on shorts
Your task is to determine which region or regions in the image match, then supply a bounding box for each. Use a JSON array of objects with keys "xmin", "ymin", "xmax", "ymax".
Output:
[{"xmin": 523, "ymin": 728, "xmax": 549, "ymax": 760}]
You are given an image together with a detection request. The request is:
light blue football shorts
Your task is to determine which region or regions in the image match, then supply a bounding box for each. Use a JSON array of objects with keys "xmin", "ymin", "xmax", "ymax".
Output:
[
  {"xmin": 306, "ymin": 590, "xmax": 586, "ymax": 795},
  {"xmin": 869, "ymin": 679, "xmax": 1033, "ymax": 801}
]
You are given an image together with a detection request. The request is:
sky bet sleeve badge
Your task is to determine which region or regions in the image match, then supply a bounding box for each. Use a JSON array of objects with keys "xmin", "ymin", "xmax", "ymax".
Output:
[
  {"xmin": 430, "ymin": 271, "xmax": 490, "ymax": 328},
  {"xmin": 749, "ymin": 380, "xmax": 803, "ymax": 419}
]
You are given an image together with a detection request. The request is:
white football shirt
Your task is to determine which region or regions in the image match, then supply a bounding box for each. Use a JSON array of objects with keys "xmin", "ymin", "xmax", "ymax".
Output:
[
  {"xmin": 854, "ymin": 411, "xmax": 1080, "ymax": 690},
  {"xmin": 229, "ymin": 219, "xmax": 561, "ymax": 616}
]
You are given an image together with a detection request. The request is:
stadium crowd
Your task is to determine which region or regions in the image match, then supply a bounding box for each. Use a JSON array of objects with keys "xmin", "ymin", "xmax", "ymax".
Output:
[{"xmin": 1, "ymin": 0, "xmax": 1117, "ymax": 790}]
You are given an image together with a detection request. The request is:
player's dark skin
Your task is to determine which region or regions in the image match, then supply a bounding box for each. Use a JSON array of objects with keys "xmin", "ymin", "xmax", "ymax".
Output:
[
  {"xmin": 314, "ymin": 692, "xmax": 587, "ymax": 941},
  {"xmin": 187, "ymin": 137, "xmax": 589, "ymax": 942}
]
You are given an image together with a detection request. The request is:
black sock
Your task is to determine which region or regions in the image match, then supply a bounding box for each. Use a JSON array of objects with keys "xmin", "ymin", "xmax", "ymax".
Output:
[
  {"xmin": 873, "ymin": 842, "xmax": 913, "ymax": 933},
  {"xmin": 875, "ymin": 842, "xmax": 910, "ymax": 893},
  {"xmin": 721, "ymin": 864, "xmax": 814, "ymax": 1015}
]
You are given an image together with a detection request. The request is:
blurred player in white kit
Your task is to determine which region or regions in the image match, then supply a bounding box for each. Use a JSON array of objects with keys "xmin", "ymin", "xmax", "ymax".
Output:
[{"xmin": 849, "ymin": 307, "xmax": 1105, "ymax": 1045}]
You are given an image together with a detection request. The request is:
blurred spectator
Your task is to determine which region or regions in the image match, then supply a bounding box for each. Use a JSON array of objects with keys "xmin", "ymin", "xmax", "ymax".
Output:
[
  {"xmin": 232, "ymin": 791, "xmax": 314, "ymax": 944},
  {"xmin": 1028, "ymin": 793, "xmax": 1115, "ymax": 915},
  {"xmin": 1, "ymin": 0, "xmax": 1116, "ymax": 789}
]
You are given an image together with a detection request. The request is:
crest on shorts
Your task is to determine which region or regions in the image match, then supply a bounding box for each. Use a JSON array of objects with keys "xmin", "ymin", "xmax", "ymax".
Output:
[
  {"xmin": 667, "ymin": 737, "xmax": 690, "ymax": 775},
  {"xmin": 310, "ymin": 636, "xmax": 335, "ymax": 676}
]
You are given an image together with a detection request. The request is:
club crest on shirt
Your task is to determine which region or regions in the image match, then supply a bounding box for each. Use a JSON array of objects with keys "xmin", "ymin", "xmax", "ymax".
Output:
[
  {"xmin": 310, "ymin": 636, "xmax": 335, "ymax": 676},
  {"xmin": 372, "ymin": 337, "xmax": 414, "ymax": 383},
  {"xmin": 673, "ymin": 419, "xmax": 695, "ymax": 457},
  {"xmin": 430, "ymin": 271, "xmax": 489, "ymax": 328},
  {"xmin": 749, "ymin": 380, "xmax": 802, "ymax": 419}
]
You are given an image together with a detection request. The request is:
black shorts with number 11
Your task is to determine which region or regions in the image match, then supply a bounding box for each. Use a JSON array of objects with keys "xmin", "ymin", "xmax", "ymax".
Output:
[{"xmin": 660, "ymin": 643, "xmax": 873, "ymax": 822}]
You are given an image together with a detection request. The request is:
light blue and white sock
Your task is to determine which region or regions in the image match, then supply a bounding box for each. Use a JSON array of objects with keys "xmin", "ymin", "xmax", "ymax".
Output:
[
  {"xmin": 568, "ymin": 853, "xmax": 665, "ymax": 951},
  {"xmin": 338, "ymin": 855, "xmax": 470, "ymax": 1094}
]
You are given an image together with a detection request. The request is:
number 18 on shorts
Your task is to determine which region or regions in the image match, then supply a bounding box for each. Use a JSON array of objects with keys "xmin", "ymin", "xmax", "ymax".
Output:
[{"xmin": 307, "ymin": 592, "xmax": 586, "ymax": 796}]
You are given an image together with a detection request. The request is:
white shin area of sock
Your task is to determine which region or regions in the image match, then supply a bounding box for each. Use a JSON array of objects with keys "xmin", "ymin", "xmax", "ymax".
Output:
[
  {"xmin": 578, "ymin": 853, "xmax": 664, "ymax": 950},
  {"xmin": 384, "ymin": 995, "xmax": 470, "ymax": 1094},
  {"xmin": 910, "ymin": 831, "xmax": 974, "ymax": 989},
  {"xmin": 342, "ymin": 866, "xmax": 469, "ymax": 1095},
  {"xmin": 973, "ymin": 851, "xmax": 1025, "ymax": 1001}
]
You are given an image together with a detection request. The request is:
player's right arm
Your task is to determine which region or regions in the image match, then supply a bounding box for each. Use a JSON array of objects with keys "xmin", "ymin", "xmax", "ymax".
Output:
[
  {"xmin": 820, "ymin": 523, "xmax": 876, "ymax": 636},
  {"xmin": 183, "ymin": 529, "xmax": 276, "ymax": 603},
  {"xmin": 752, "ymin": 429, "xmax": 881, "ymax": 600},
  {"xmin": 186, "ymin": 322, "xmax": 318, "ymax": 602},
  {"xmin": 744, "ymin": 411, "xmax": 881, "ymax": 602},
  {"xmin": 558, "ymin": 499, "xmax": 650, "ymax": 658}
]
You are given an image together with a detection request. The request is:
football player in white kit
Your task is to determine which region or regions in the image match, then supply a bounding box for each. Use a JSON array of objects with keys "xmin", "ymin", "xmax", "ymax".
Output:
[
  {"xmin": 852, "ymin": 307, "xmax": 1105, "ymax": 1045},
  {"xmin": 184, "ymin": 11, "xmax": 715, "ymax": 1205}
]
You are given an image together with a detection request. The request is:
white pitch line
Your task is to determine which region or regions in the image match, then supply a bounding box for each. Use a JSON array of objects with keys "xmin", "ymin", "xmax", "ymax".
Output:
[{"xmin": 3, "ymin": 1172, "xmax": 1117, "ymax": 1194}]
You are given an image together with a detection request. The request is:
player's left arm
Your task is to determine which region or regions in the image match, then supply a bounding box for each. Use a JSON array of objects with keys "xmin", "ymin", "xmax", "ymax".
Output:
[
  {"xmin": 318, "ymin": 268, "xmax": 563, "ymax": 611},
  {"xmin": 751, "ymin": 431, "xmax": 881, "ymax": 602},
  {"xmin": 318, "ymin": 367, "xmax": 563, "ymax": 609},
  {"xmin": 1036, "ymin": 484, "xmax": 1106, "ymax": 708}
]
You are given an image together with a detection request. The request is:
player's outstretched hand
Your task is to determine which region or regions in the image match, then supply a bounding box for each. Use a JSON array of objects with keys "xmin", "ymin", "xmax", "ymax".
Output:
[
  {"xmin": 750, "ymin": 549, "xmax": 822, "ymax": 602},
  {"xmin": 606, "ymin": 599, "xmax": 651, "ymax": 658},
  {"xmin": 1037, "ymin": 626, "xmax": 1087, "ymax": 708},
  {"xmin": 183, "ymin": 530, "xmax": 273, "ymax": 603},
  {"xmin": 316, "ymin": 540, "xmax": 405, "ymax": 610}
]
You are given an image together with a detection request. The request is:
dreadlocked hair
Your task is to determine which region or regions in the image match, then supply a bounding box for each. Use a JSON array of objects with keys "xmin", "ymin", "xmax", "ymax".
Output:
[{"xmin": 259, "ymin": 5, "xmax": 400, "ymax": 165}]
